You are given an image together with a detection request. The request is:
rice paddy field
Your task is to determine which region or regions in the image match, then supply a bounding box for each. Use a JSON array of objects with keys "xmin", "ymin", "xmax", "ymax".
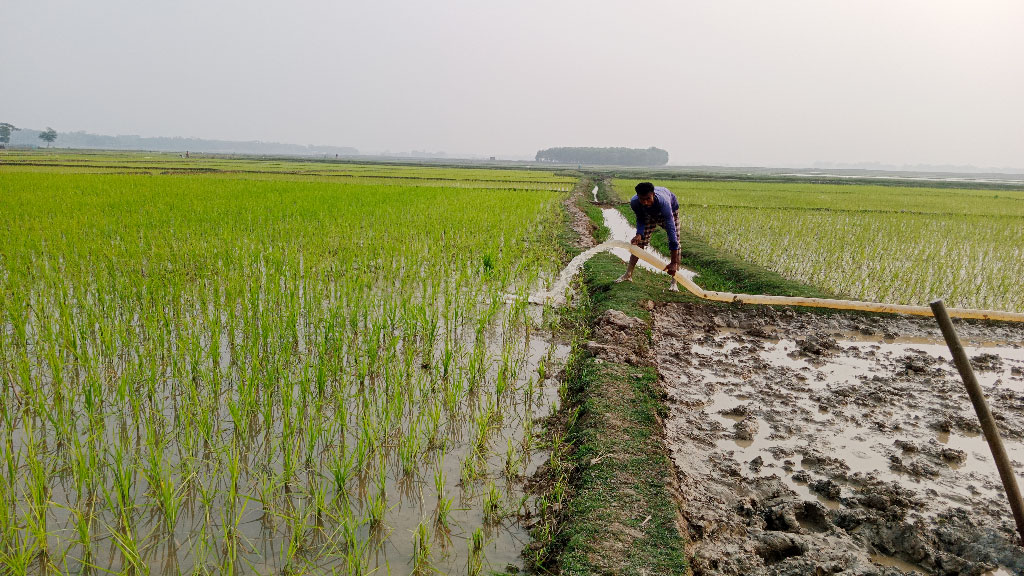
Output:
[
  {"xmin": 613, "ymin": 179, "xmax": 1024, "ymax": 312},
  {"xmin": 6, "ymin": 149, "xmax": 1023, "ymax": 575},
  {"xmin": 0, "ymin": 151, "xmax": 577, "ymax": 575}
]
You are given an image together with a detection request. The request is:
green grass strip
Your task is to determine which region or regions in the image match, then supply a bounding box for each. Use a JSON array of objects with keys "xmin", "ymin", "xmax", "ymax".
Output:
[{"xmin": 558, "ymin": 358, "xmax": 688, "ymax": 575}]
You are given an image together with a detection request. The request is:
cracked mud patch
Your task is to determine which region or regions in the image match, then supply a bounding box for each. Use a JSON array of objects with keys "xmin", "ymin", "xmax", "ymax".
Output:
[{"xmin": 654, "ymin": 303, "xmax": 1024, "ymax": 576}]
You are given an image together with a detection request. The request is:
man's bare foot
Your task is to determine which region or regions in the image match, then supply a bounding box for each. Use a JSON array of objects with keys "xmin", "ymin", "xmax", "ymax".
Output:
[{"xmin": 615, "ymin": 274, "xmax": 633, "ymax": 283}]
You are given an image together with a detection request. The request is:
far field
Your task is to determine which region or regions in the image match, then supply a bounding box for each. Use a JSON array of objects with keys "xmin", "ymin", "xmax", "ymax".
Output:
[{"xmin": 612, "ymin": 179, "xmax": 1024, "ymax": 312}]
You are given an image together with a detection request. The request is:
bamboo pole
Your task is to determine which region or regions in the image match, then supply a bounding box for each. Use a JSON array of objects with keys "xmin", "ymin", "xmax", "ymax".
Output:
[{"xmin": 929, "ymin": 299, "xmax": 1024, "ymax": 545}]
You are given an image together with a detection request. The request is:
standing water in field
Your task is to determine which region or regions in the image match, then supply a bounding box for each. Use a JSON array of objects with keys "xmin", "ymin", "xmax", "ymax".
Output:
[{"xmin": 0, "ymin": 169, "xmax": 576, "ymax": 576}]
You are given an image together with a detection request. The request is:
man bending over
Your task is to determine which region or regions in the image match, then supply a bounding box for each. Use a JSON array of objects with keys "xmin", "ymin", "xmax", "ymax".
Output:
[{"xmin": 616, "ymin": 182, "xmax": 681, "ymax": 288}]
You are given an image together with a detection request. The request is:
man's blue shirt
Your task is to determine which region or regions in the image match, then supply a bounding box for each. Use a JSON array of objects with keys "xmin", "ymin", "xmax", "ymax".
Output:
[{"xmin": 630, "ymin": 186, "xmax": 680, "ymax": 251}]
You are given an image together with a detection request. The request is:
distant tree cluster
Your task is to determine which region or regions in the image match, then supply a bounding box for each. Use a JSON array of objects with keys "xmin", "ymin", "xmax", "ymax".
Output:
[
  {"xmin": 39, "ymin": 127, "xmax": 58, "ymax": 146},
  {"xmin": 0, "ymin": 126, "xmax": 356, "ymax": 156},
  {"xmin": 535, "ymin": 146, "xmax": 669, "ymax": 166},
  {"xmin": 0, "ymin": 123, "xmax": 20, "ymax": 147},
  {"xmin": 1, "ymin": 123, "xmax": 59, "ymax": 148}
]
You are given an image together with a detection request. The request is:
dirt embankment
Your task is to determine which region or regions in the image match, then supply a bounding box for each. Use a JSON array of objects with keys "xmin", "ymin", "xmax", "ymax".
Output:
[
  {"xmin": 654, "ymin": 303, "xmax": 1024, "ymax": 576},
  {"xmin": 564, "ymin": 178, "xmax": 598, "ymax": 249},
  {"xmin": 527, "ymin": 178, "xmax": 689, "ymax": 574}
]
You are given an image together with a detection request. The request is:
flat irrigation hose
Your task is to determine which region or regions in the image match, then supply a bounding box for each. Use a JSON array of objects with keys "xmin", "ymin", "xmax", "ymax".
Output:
[{"xmin": 599, "ymin": 240, "xmax": 1024, "ymax": 323}]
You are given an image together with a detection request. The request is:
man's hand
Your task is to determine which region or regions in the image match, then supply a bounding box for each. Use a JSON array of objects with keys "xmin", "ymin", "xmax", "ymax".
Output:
[
  {"xmin": 665, "ymin": 249, "xmax": 681, "ymax": 277},
  {"xmin": 630, "ymin": 234, "xmax": 642, "ymax": 246}
]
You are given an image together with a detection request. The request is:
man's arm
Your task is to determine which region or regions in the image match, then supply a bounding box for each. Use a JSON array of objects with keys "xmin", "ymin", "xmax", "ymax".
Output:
[
  {"xmin": 629, "ymin": 196, "xmax": 645, "ymax": 242},
  {"xmin": 660, "ymin": 202, "xmax": 680, "ymax": 253}
]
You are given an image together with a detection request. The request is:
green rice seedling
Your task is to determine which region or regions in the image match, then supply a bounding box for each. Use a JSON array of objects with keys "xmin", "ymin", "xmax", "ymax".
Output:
[
  {"xmin": 465, "ymin": 340, "xmax": 487, "ymax": 394},
  {"xmin": 304, "ymin": 417, "xmax": 325, "ymax": 471},
  {"xmin": 0, "ymin": 530, "xmax": 41, "ymax": 576},
  {"xmin": 467, "ymin": 528, "xmax": 485, "ymax": 576},
  {"xmin": 24, "ymin": 425, "xmax": 51, "ymax": 560},
  {"xmin": 280, "ymin": 502, "xmax": 314, "ymax": 575},
  {"xmin": 142, "ymin": 418, "xmax": 185, "ymax": 535},
  {"xmin": 397, "ymin": 430, "xmax": 421, "ymax": 479},
  {"xmin": 188, "ymin": 504, "xmax": 215, "ymax": 574},
  {"xmin": 433, "ymin": 466, "xmax": 445, "ymax": 502},
  {"xmin": 435, "ymin": 496, "xmax": 453, "ymax": 536},
  {"xmin": 107, "ymin": 518, "xmax": 148, "ymax": 576},
  {"xmin": 69, "ymin": 499, "xmax": 95, "ymax": 568},
  {"xmin": 326, "ymin": 449, "xmax": 355, "ymax": 510},
  {"xmin": 103, "ymin": 445, "xmax": 137, "ymax": 533},
  {"xmin": 226, "ymin": 398, "xmax": 248, "ymax": 444},
  {"xmin": 221, "ymin": 494, "xmax": 251, "ymax": 574},
  {"xmin": 440, "ymin": 341, "xmax": 455, "ymax": 383},
  {"xmin": 0, "ymin": 474, "xmax": 13, "ymax": 548},
  {"xmin": 153, "ymin": 467, "xmax": 185, "ymax": 536},
  {"xmin": 195, "ymin": 472, "xmax": 217, "ymax": 530},
  {"xmin": 459, "ymin": 456, "xmax": 478, "ymax": 493},
  {"xmin": 353, "ymin": 434, "xmax": 369, "ymax": 477},
  {"xmin": 482, "ymin": 482, "xmax": 502, "ymax": 524},
  {"xmin": 503, "ymin": 438, "xmax": 522, "ymax": 480},
  {"xmin": 431, "ymin": 464, "xmax": 453, "ymax": 536},
  {"xmin": 310, "ymin": 476, "xmax": 328, "ymax": 533},
  {"xmin": 365, "ymin": 488, "xmax": 386, "ymax": 536},
  {"xmin": 341, "ymin": 522, "xmax": 371, "ymax": 576},
  {"xmin": 442, "ymin": 377, "xmax": 462, "ymax": 415},
  {"xmin": 523, "ymin": 377, "xmax": 536, "ymax": 413},
  {"xmin": 423, "ymin": 402, "xmax": 443, "ymax": 452},
  {"xmin": 471, "ymin": 399, "xmax": 499, "ymax": 458},
  {"xmin": 254, "ymin": 468, "xmax": 284, "ymax": 531},
  {"xmin": 411, "ymin": 520, "xmax": 432, "ymax": 575},
  {"xmin": 366, "ymin": 463, "xmax": 388, "ymax": 536},
  {"xmin": 224, "ymin": 442, "xmax": 244, "ymax": 529}
]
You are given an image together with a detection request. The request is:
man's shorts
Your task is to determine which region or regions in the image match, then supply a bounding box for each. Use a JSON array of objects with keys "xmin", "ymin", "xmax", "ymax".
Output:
[{"xmin": 637, "ymin": 209, "xmax": 679, "ymax": 249}]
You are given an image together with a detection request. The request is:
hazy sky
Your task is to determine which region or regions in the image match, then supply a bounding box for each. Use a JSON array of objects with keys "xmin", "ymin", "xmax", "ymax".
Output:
[{"xmin": 4, "ymin": 1, "xmax": 1023, "ymax": 167}]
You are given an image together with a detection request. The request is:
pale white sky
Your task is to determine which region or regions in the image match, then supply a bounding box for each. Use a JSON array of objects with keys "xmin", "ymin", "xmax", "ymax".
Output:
[{"xmin": 3, "ymin": 0, "xmax": 1023, "ymax": 167}]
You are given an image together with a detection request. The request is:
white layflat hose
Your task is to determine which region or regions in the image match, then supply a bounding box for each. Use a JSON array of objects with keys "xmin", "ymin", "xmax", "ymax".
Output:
[{"xmin": 603, "ymin": 240, "xmax": 1024, "ymax": 323}]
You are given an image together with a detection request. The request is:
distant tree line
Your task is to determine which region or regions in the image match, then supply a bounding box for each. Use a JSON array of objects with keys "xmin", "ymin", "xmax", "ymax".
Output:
[
  {"xmin": 0, "ymin": 123, "xmax": 18, "ymax": 147},
  {"xmin": 0, "ymin": 125, "xmax": 357, "ymax": 156},
  {"xmin": 535, "ymin": 146, "xmax": 669, "ymax": 166},
  {"xmin": 1, "ymin": 123, "xmax": 59, "ymax": 147}
]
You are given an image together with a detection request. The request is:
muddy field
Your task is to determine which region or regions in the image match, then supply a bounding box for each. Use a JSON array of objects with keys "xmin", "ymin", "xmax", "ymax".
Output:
[{"xmin": 653, "ymin": 303, "xmax": 1024, "ymax": 576}]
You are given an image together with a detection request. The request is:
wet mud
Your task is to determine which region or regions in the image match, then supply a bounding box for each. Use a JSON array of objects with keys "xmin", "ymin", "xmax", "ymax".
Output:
[{"xmin": 653, "ymin": 303, "xmax": 1024, "ymax": 575}]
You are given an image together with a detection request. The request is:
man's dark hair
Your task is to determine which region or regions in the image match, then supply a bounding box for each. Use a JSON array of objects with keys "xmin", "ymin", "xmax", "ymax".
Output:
[{"xmin": 635, "ymin": 182, "xmax": 655, "ymax": 195}]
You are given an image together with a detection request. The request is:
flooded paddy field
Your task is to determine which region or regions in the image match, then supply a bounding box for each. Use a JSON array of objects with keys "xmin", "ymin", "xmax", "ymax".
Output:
[
  {"xmin": 610, "ymin": 179, "xmax": 1024, "ymax": 313},
  {"xmin": 0, "ymin": 158, "xmax": 577, "ymax": 575},
  {"xmin": 653, "ymin": 303, "xmax": 1024, "ymax": 575}
]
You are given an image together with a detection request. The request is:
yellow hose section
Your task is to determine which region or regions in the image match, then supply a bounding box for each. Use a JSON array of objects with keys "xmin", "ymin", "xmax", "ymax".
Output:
[{"xmin": 603, "ymin": 240, "xmax": 1024, "ymax": 323}]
